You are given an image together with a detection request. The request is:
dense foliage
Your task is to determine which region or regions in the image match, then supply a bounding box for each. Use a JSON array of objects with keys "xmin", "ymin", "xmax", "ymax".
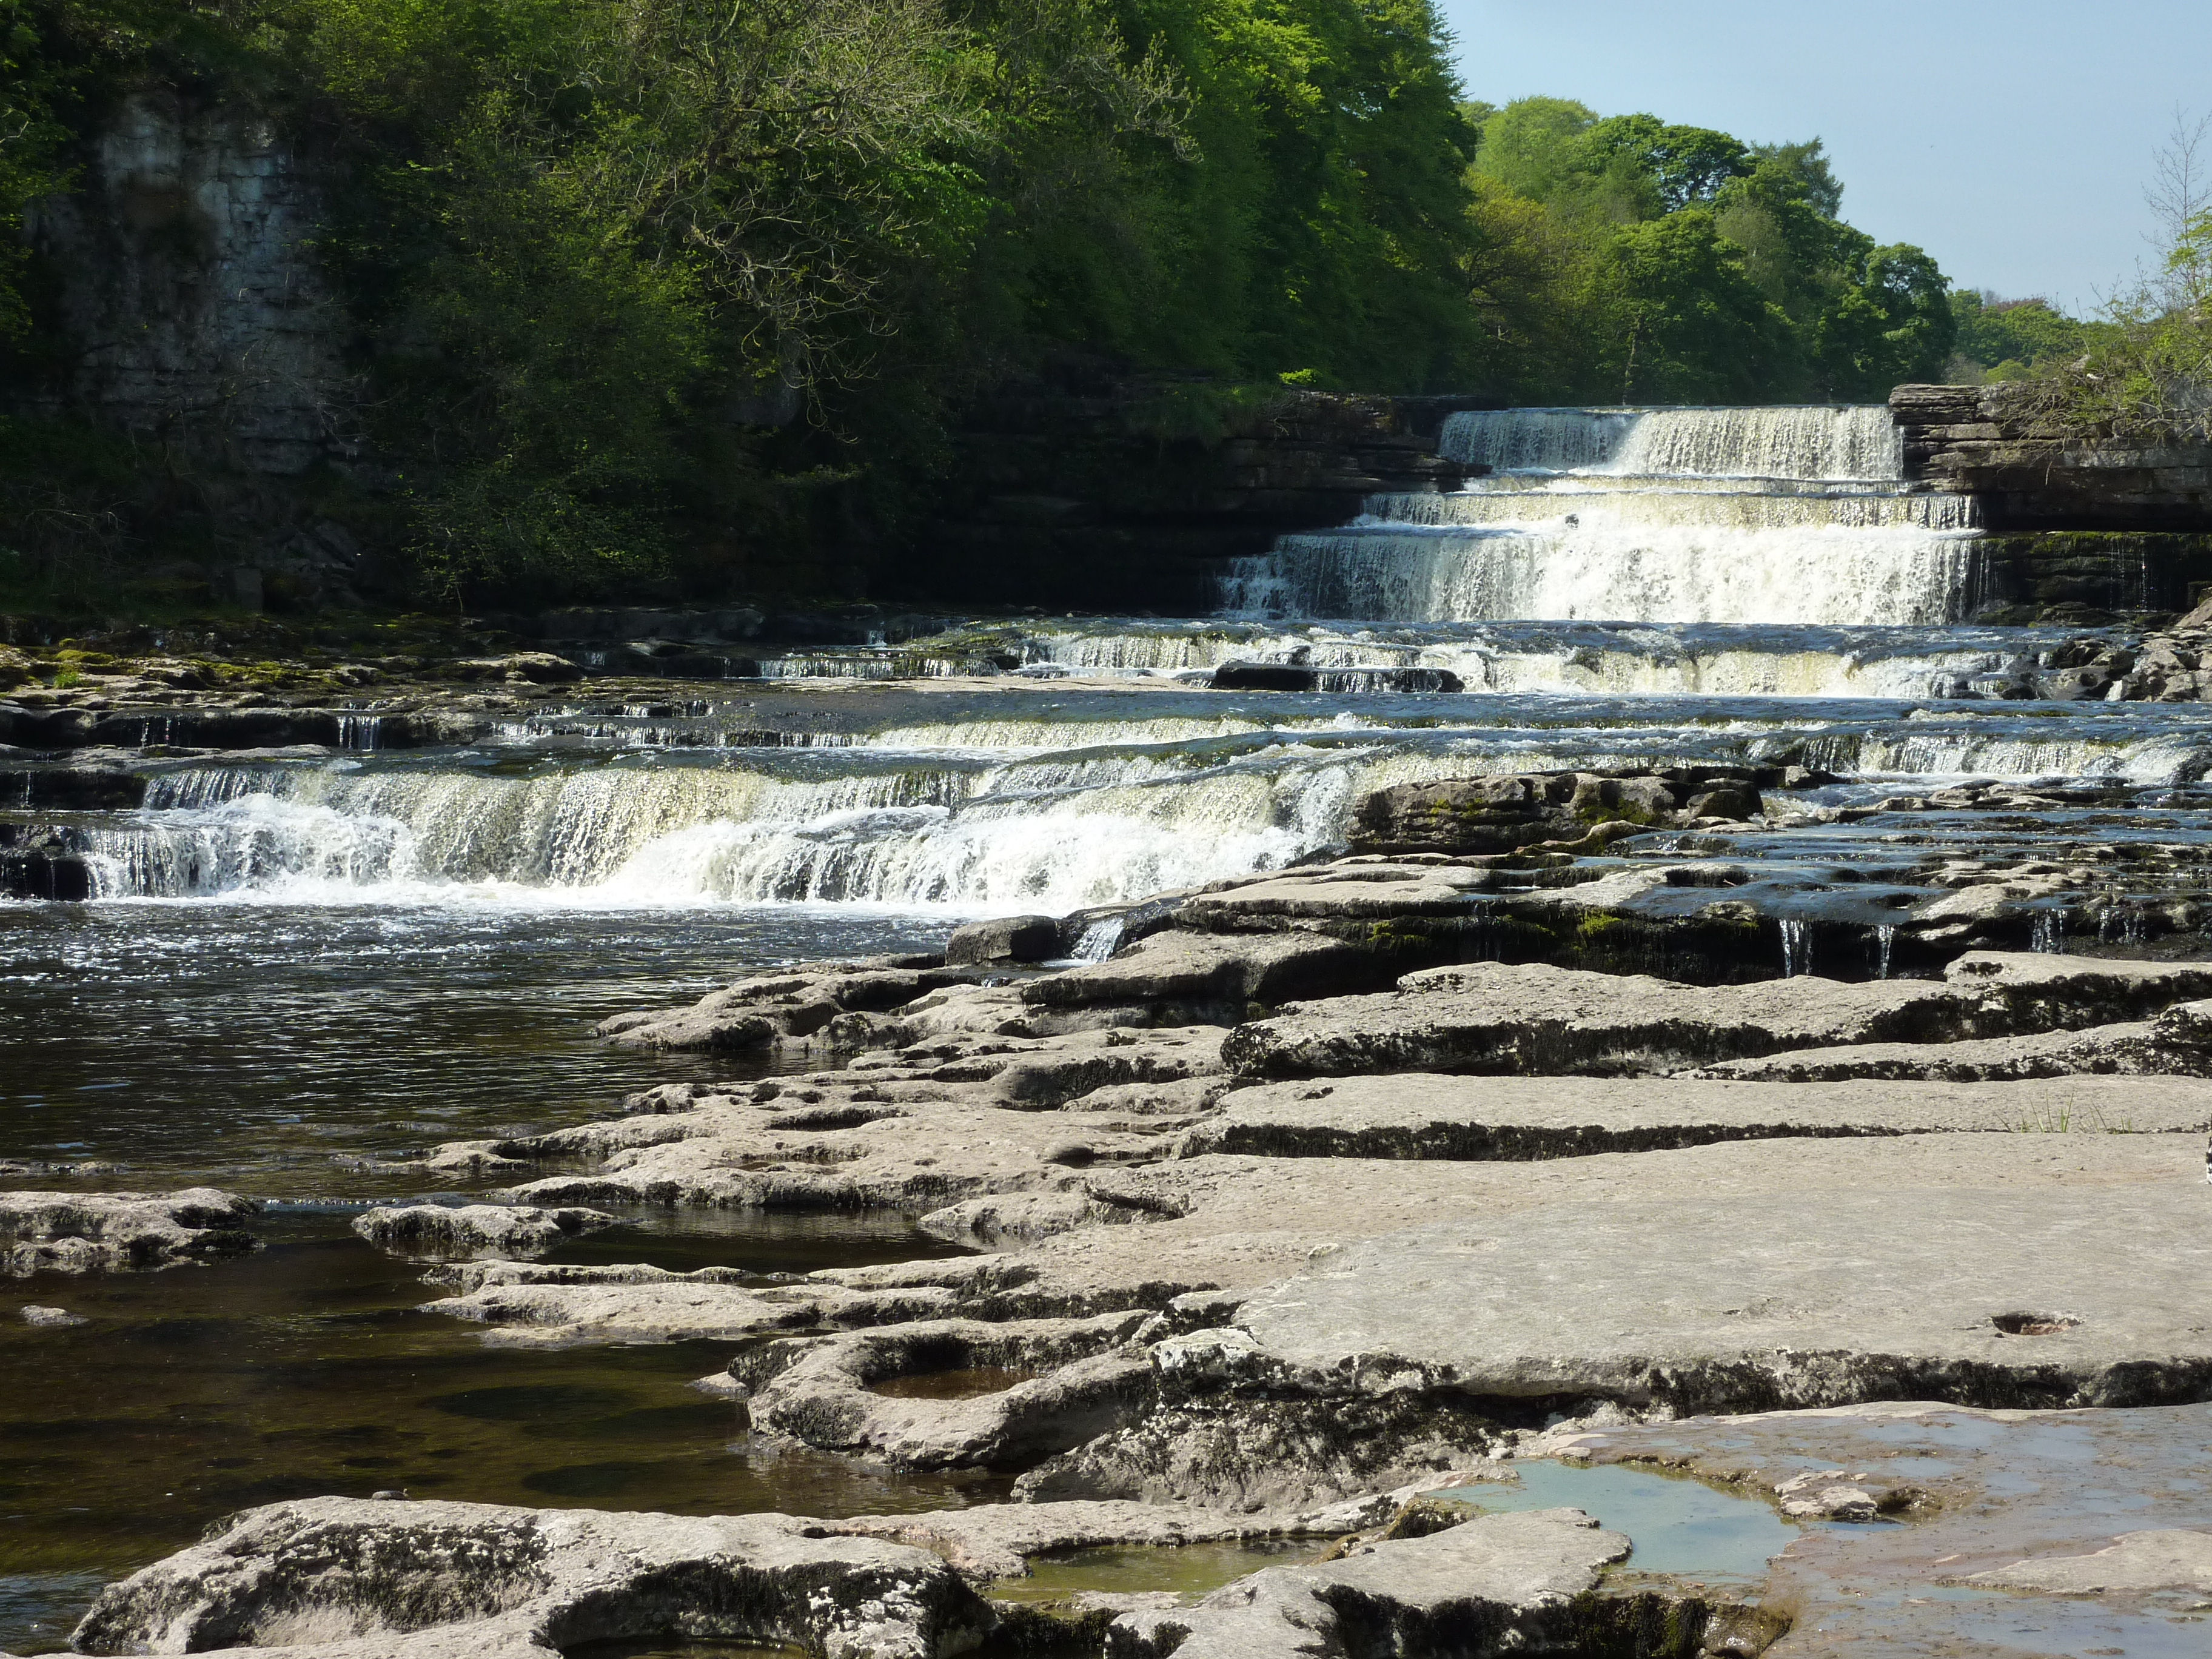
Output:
[
  {"xmin": 1458, "ymin": 96, "xmax": 1952, "ymax": 404},
  {"xmin": 1948, "ymin": 292, "xmax": 2090, "ymax": 382},
  {"xmin": 4, "ymin": 4, "xmax": 1958, "ymax": 605}
]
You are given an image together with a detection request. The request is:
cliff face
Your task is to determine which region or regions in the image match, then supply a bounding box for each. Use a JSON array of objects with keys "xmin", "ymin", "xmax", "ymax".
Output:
[
  {"xmin": 25, "ymin": 87, "xmax": 352, "ymax": 476},
  {"xmin": 896, "ymin": 368, "xmax": 1496, "ymax": 611},
  {"xmin": 1891, "ymin": 383, "xmax": 2212, "ymax": 533}
]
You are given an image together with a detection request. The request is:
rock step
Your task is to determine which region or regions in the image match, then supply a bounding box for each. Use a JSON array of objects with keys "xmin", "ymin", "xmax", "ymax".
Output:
[
  {"xmin": 1224, "ymin": 953, "xmax": 2212, "ymax": 1080},
  {"xmin": 1184, "ymin": 1073, "xmax": 2211, "ymax": 1160}
]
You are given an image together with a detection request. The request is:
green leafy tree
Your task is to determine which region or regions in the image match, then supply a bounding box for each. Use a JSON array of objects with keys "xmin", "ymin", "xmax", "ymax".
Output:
[{"xmin": 1949, "ymin": 292, "xmax": 2087, "ymax": 380}]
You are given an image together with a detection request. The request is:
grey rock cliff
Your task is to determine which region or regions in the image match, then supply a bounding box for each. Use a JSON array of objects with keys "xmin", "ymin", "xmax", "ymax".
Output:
[{"xmin": 27, "ymin": 87, "xmax": 351, "ymax": 477}]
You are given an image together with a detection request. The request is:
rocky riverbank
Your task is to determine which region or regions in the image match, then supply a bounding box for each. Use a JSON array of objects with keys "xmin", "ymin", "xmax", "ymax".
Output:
[
  {"xmin": 14, "ymin": 640, "xmax": 2212, "ymax": 1656},
  {"xmin": 35, "ymin": 916, "xmax": 2212, "ymax": 1655}
]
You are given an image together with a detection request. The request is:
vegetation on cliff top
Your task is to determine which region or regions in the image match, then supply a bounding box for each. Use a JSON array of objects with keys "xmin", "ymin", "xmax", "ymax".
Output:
[
  {"xmin": 2, "ymin": 0, "xmax": 1956, "ymax": 608},
  {"xmin": 1948, "ymin": 115, "xmax": 2212, "ymax": 449}
]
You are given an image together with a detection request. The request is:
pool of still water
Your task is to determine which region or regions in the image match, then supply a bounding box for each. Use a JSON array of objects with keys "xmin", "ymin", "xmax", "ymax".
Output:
[
  {"xmin": 1432, "ymin": 1460, "xmax": 1809, "ymax": 1583},
  {"xmin": 0, "ymin": 899, "xmax": 983, "ymax": 1654}
]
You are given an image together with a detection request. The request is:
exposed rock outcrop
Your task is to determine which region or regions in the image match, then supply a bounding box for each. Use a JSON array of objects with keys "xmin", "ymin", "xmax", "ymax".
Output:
[
  {"xmin": 352, "ymin": 1204, "xmax": 620, "ymax": 1261},
  {"xmin": 1892, "ymin": 383, "xmax": 2212, "ymax": 534},
  {"xmin": 70, "ymin": 1497, "xmax": 990, "ymax": 1658},
  {"xmin": 24, "ymin": 89, "xmax": 352, "ymax": 478},
  {"xmin": 1221, "ymin": 953, "xmax": 2212, "ymax": 1080},
  {"xmin": 2, "ymin": 1188, "xmax": 261, "ymax": 1275},
  {"xmin": 1351, "ymin": 767, "xmax": 1765, "ymax": 856}
]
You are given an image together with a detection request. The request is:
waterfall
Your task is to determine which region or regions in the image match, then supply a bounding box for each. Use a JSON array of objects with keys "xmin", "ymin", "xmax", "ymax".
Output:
[
  {"xmin": 1441, "ymin": 404, "xmax": 1905, "ymax": 481},
  {"xmin": 89, "ymin": 748, "xmax": 1378, "ymax": 908},
  {"xmin": 1227, "ymin": 526, "xmax": 1983, "ymax": 626},
  {"xmin": 1224, "ymin": 403, "xmax": 1980, "ymax": 627}
]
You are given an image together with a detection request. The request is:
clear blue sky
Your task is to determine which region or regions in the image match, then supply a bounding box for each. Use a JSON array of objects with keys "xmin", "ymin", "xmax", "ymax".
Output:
[{"xmin": 1439, "ymin": 0, "xmax": 2212, "ymax": 313}]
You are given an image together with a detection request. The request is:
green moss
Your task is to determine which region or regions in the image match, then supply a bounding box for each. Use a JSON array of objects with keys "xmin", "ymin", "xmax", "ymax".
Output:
[{"xmin": 1575, "ymin": 801, "xmax": 1656, "ymax": 827}]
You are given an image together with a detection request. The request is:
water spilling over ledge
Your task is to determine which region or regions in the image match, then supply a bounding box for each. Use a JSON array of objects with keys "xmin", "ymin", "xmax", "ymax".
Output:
[{"xmin": 1222, "ymin": 403, "xmax": 1989, "ymax": 626}]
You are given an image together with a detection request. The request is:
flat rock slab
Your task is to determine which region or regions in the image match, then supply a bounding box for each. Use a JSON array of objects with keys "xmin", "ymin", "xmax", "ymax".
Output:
[
  {"xmin": 1008, "ymin": 1133, "xmax": 2194, "ymax": 1310},
  {"xmin": 1543, "ymin": 1400, "xmax": 2212, "ymax": 1655},
  {"xmin": 1099, "ymin": 1508, "xmax": 1747, "ymax": 1659},
  {"xmin": 1185, "ymin": 1073, "xmax": 2212, "ymax": 1159},
  {"xmin": 1224, "ymin": 953, "xmax": 2212, "ymax": 1079},
  {"xmin": 1237, "ymin": 1181, "xmax": 2212, "ymax": 1413},
  {"xmin": 420, "ymin": 1260, "xmax": 969, "ymax": 1347}
]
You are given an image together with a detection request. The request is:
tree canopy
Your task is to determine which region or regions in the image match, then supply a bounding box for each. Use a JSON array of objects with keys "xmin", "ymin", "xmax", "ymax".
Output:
[
  {"xmin": 2, "ymin": 6, "xmax": 1962, "ymax": 604},
  {"xmin": 1460, "ymin": 96, "xmax": 1954, "ymax": 404}
]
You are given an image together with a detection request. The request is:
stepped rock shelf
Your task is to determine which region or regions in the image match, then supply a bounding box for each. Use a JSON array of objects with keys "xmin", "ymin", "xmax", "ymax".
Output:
[{"xmin": 14, "ymin": 398, "xmax": 2212, "ymax": 1659}]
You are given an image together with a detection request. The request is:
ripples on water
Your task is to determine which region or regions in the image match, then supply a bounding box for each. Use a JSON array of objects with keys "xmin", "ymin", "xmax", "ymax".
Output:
[
  {"xmin": 0, "ymin": 900, "xmax": 964, "ymax": 1652},
  {"xmin": 0, "ymin": 902, "xmax": 943, "ymax": 1188}
]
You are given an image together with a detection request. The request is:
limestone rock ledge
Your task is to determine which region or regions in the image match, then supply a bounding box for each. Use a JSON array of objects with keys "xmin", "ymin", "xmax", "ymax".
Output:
[
  {"xmin": 1, "ymin": 1188, "xmax": 261, "ymax": 1275},
  {"xmin": 61, "ymin": 1494, "xmax": 1760, "ymax": 1659}
]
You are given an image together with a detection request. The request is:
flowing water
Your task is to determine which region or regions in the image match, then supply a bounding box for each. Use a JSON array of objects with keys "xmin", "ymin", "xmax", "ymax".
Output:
[
  {"xmin": 4, "ymin": 403, "xmax": 2209, "ymax": 1651},
  {"xmin": 1221, "ymin": 404, "xmax": 1986, "ymax": 625}
]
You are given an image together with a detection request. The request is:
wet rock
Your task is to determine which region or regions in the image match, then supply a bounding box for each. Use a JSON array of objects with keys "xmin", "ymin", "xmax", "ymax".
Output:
[
  {"xmin": 1209, "ymin": 661, "xmax": 1467, "ymax": 693},
  {"xmin": 352, "ymin": 1204, "xmax": 621, "ymax": 1261},
  {"xmin": 1549, "ymin": 1398, "xmax": 2212, "ymax": 1651},
  {"xmin": 0, "ymin": 763, "xmax": 147, "ymax": 808},
  {"xmin": 945, "ymin": 914, "xmax": 1062, "ymax": 965},
  {"xmin": 20, "ymin": 1303, "xmax": 86, "ymax": 1326},
  {"xmin": 1350, "ymin": 767, "xmax": 1764, "ymax": 856},
  {"xmin": 71, "ymin": 1496, "xmax": 988, "ymax": 1657},
  {"xmin": 735, "ymin": 1312, "xmax": 1155, "ymax": 1469},
  {"xmin": 1098, "ymin": 1509, "xmax": 1743, "ymax": 1659},
  {"xmin": 1, "ymin": 1188, "xmax": 260, "ymax": 1275},
  {"xmin": 443, "ymin": 651, "xmax": 584, "ymax": 684},
  {"xmin": 598, "ymin": 962, "xmax": 990, "ymax": 1051}
]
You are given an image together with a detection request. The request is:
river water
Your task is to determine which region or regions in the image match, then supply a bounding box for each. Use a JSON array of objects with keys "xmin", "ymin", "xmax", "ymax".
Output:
[{"xmin": 5, "ymin": 403, "xmax": 2210, "ymax": 1651}]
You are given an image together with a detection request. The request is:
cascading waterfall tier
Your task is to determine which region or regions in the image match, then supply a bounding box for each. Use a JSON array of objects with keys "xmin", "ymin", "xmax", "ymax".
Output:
[
  {"xmin": 67, "ymin": 691, "xmax": 2212, "ymax": 909},
  {"xmin": 1219, "ymin": 404, "xmax": 1985, "ymax": 626}
]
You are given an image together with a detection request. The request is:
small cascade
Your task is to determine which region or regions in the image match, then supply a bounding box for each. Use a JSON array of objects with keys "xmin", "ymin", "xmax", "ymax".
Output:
[
  {"xmin": 1444, "ymin": 404, "xmax": 1905, "ymax": 480},
  {"xmin": 1071, "ymin": 917, "xmax": 1125, "ymax": 962},
  {"xmin": 1221, "ymin": 403, "xmax": 1984, "ymax": 628},
  {"xmin": 1779, "ymin": 918, "xmax": 1814, "ymax": 977}
]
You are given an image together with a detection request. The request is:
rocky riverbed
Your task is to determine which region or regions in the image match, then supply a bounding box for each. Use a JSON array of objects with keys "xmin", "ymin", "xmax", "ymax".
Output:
[
  {"xmin": 12, "ymin": 631, "xmax": 2212, "ymax": 1657},
  {"xmin": 29, "ymin": 905, "xmax": 2212, "ymax": 1656}
]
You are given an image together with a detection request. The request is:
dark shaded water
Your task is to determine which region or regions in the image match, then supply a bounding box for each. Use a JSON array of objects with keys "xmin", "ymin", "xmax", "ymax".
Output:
[
  {"xmin": 0, "ymin": 899, "xmax": 969, "ymax": 1654},
  {"xmin": 0, "ymin": 901, "xmax": 938, "ymax": 1190}
]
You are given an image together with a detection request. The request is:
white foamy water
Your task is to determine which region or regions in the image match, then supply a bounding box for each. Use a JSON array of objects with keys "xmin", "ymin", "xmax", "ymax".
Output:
[
  {"xmin": 1222, "ymin": 404, "xmax": 1981, "ymax": 626},
  {"xmin": 1442, "ymin": 404, "xmax": 1905, "ymax": 481},
  {"xmin": 68, "ymin": 685, "xmax": 2212, "ymax": 910}
]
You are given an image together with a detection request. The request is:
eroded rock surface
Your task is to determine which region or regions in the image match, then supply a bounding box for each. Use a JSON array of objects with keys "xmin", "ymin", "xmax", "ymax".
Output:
[
  {"xmin": 352, "ymin": 1204, "xmax": 620, "ymax": 1261},
  {"xmin": 1, "ymin": 1188, "xmax": 261, "ymax": 1275},
  {"xmin": 1546, "ymin": 1398, "xmax": 2212, "ymax": 1654},
  {"xmin": 1224, "ymin": 953, "xmax": 2212, "ymax": 1079},
  {"xmin": 71, "ymin": 1496, "xmax": 988, "ymax": 1657}
]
